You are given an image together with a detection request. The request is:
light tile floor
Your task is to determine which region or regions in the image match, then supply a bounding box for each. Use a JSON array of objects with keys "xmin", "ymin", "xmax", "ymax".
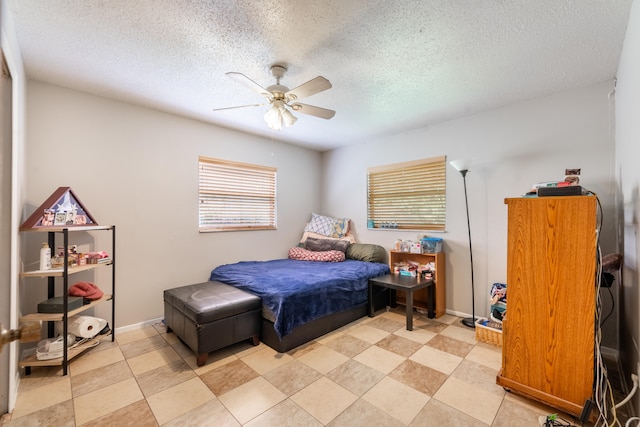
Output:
[{"xmin": 0, "ymin": 309, "xmax": 626, "ymax": 426}]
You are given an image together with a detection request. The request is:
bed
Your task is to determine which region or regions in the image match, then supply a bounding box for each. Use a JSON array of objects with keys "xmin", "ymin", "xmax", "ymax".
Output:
[{"xmin": 209, "ymin": 243, "xmax": 391, "ymax": 352}]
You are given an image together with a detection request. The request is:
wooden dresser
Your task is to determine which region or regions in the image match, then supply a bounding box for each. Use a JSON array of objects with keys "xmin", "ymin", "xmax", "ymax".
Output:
[{"xmin": 496, "ymin": 196, "xmax": 596, "ymax": 417}]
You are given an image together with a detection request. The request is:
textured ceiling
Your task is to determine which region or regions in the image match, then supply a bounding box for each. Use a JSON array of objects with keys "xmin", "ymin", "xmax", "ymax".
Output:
[{"xmin": 5, "ymin": 0, "xmax": 634, "ymax": 151}]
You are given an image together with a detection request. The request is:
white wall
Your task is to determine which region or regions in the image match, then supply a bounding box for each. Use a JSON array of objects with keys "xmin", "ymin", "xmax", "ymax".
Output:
[
  {"xmin": 615, "ymin": 0, "xmax": 640, "ymax": 414},
  {"xmin": 322, "ymin": 81, "xmax": 617, "ymax": 325},
  {"xmin": 24, "ymin": 81, "xmax": 322, "ymax": 327}
]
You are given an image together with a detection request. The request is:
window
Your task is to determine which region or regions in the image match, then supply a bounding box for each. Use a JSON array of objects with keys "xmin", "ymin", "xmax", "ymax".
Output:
[
  {"xmin": 199, "ymin": 156, "xmax": 277, "ymax": 232},
  {"xmin": 367, "ymin": 156, "xmax": 446, "ymax": 231}
]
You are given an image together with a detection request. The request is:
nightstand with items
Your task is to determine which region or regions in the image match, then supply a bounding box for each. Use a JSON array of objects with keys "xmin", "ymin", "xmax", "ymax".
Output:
[
  {"xmin": 388, "ymin": 237, "xmax": 446, "ymax": 318},
  {"xmin": 368, "ymin": 273, "xmax": 435, "ymax": 330}
]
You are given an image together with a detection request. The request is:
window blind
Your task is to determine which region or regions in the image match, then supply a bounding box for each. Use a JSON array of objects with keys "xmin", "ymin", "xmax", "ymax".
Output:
[
  {"xmin": 199, "ymin": 156, "xmax": 277, "ymax": 232},
  {"xmin": 367, "ymin": 156, "xmax": 446, "ymax": 231}
]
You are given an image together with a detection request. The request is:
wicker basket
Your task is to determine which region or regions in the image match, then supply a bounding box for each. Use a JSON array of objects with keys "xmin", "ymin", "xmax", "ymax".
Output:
[{"xmin": 475, "ymin": 318, "xmax": 502, "ymax": 346}]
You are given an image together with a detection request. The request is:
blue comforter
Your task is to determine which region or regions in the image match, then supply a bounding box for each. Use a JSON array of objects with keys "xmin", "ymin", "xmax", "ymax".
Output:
[{"xmin": 209, "ymin": 259, "xmax": 390, "ymax": 338}]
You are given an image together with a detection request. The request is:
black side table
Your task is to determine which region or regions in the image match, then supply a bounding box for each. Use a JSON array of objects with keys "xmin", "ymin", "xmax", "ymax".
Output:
[{"xmin": 368, "ymin": 274, "xmax": 435, "ymax": 330}]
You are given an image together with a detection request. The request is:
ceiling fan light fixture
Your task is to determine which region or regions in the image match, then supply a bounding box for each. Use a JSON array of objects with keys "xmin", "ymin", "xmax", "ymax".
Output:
[
  {"xmin": 272, "ymin": 100, "xmax": 286, "ymax": 111},
  {"xmin": 282, "ymin": 108, "xmax": 297, "ymax": 127},
  {"xmin": 221, "ymin": 64, "xmax": 334, "ymax": 129},
  {"xmin": 264, "ymin": 101, "xmax": 297, "ymax": 130},
  {"xmin": 264, "ymin": 106, "xmax": 283, "ymax": 130}
]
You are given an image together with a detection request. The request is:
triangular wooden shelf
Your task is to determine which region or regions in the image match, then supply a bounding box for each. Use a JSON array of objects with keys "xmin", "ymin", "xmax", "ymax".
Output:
[{"xmin": 20, "ymin": 187, "xmax": 99, "ymax": 231}]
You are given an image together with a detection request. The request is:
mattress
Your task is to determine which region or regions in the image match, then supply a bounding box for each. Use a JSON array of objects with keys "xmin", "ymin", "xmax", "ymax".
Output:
[{"xmin": 209, "ymin": 258, "xmax": 390, "ymax": 338}]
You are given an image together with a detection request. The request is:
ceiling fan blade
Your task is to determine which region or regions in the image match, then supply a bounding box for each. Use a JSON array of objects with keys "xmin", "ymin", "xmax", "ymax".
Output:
[
  {"xmin": 290, "ymin": 103, "xmax": 335, "ymax": 120},
  {"xmin": 212, "ymin": 103, "xmax": 264, "ymax": 112},
  {"xmin": 226, "ymin": 72, "xmax": 272, "ymax": 99},
  {"xmin": 286, "ymin": 76, "xmax": 332, "ymax": 101}
]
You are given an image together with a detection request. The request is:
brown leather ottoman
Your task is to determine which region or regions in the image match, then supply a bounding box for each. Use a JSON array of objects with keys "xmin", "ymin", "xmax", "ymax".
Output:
[{"xmin": 163, "ymin": 281, "xmax": 261, "ymax": 366}]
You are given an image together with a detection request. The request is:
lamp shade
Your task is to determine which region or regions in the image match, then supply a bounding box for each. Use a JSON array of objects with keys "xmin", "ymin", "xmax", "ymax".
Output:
[
  {"xmin": 282, "ymin": 108, "xmax": 297, "ymax": 127},
  {"xmin": 449, "ymin": 159, "xmax": 471, "ymax": 173},
  {"xmin": 264, "ymin": 100, "xmax": 297, "ymax": 130},
  {"xmin": 264, "ymin": 106, "xmax": 282, "ymax": 130}
]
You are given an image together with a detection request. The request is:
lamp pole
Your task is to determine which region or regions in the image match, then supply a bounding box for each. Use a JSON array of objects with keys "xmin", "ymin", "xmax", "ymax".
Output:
[{"xmin": 460, "ymin": 169, "xmax": 476, "ymax": 329}]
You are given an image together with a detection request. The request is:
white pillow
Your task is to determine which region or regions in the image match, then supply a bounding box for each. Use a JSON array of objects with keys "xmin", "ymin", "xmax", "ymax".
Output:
[{"xmin": 303, "ymin": 213, "xmax": 350, "ymax": 238}]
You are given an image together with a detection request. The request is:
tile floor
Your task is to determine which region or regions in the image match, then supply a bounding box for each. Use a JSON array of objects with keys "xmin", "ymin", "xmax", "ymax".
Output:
[{"xmin": 0, "ymin": 308, "xmax": 627, "ymax": 426}]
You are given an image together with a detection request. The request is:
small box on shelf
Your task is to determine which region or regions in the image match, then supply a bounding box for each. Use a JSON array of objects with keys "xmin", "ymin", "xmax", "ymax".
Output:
[
  {"xmin": 421, "ymin": 237, "xmax": 442, "ymax": 254},
  {"xmin": 37, "ymin": 296, "xmax": 83, "ymax": 313}
]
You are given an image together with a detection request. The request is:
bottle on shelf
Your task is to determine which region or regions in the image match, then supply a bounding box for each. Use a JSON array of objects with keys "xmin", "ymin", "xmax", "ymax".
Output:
[{"xmin": 39, "ymin": 242, "xmax": 51, "ymax": 270}]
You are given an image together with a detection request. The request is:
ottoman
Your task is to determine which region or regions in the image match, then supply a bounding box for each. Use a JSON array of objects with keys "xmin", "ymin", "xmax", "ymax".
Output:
[{"xmin": 163, "ymin": 281, "xmax": 261, "ymax": 366}]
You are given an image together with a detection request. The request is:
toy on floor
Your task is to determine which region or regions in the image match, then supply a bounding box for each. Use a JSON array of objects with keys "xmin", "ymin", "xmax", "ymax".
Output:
[{"xmin": 538, "ymin": 414, "xmax": 577, "ymax": 427}]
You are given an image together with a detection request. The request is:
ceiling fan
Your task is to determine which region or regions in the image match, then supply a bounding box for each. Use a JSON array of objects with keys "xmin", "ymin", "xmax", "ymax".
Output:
[{"xmin": 213, "ymin": 64, "xmax": 335, "ymax": 130}]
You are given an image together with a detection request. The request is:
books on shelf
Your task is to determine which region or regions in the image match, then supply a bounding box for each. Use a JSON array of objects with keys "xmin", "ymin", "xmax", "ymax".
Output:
[
  {"xmin": 532, "ymin": 181, "xmax": 571, "ymax": 189},
  {"xmin": 87, "ymin": 257, "xmax": 111, "ymax": 264}
]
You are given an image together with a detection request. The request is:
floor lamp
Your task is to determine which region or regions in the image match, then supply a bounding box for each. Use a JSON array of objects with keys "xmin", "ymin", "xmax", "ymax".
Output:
[{"xmin": 450, "ymin": 159, "xmax": 476, "ymax": 329}]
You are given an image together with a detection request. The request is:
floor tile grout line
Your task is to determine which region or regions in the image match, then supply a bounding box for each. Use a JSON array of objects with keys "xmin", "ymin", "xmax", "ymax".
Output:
[
  {"xmin": 6, "ymin": 312, "xmax": 624, "ymax": 426},
  {"xmin": 10, "ymin": 320, "xmax": 470, "ymax": 426}
]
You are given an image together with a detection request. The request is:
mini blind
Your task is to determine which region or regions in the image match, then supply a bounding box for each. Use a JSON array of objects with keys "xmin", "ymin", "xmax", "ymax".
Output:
[
  {"xmin": 367, "ymin": 156, "xmax": 446, "ymax": 231},
  {"xmin": 199, "ymin": 156, "xmax": 277, "ymax": 232}
]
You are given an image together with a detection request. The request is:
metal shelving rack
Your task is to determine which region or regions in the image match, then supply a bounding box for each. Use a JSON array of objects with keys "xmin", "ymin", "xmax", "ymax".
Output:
[{"xmin": 19, "ymin": 225, "xmax": 115, "ymax": 375}]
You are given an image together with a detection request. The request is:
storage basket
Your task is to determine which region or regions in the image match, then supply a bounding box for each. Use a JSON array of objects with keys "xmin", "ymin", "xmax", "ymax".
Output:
[{"xmin": 475, "ymin": 318, "xmax": 502, "ymax": 346}]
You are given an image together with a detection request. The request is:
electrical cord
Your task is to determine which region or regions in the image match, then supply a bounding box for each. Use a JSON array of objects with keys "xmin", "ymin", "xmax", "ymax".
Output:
[
  {"xmin": 602, "ymin": 284, "xmax": 616, "ymax": 326},
  {"xmin": 616, "ymin": 374, "xmax": 639, "ymax": 410},
  {"xmin": 625, "ymin": 417, "xmax": 640, "ymax": 427},
  {"xmin": 591, "ymin": 193, "xmax": 623, "ymax": 427},
  {"xmin": 589, "ymin": 193, "xmax": 639, "ymax": 427}
]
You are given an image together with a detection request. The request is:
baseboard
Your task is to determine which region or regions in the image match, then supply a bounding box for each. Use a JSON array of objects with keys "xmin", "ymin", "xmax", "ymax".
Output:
[
  {"xmin": 445, "ymin": 309, "xmax": 471, "ymax": 318},
  {"xmin": 445, "ymin": 309, "xmax": 486, "ymax": 320},
  {"xmin": 113, "ymin": 317, "xmax": 163, "ymax": 335}
]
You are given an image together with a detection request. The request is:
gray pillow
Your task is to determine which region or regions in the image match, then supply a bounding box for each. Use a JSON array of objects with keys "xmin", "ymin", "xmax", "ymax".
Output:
[
  {"xmin": 345, "ymin": 244, "xmax": 387, "ymax": 263},
  {"xmin": 305, "ymin": 237, "xmax": 350, "ymax": 253}
]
